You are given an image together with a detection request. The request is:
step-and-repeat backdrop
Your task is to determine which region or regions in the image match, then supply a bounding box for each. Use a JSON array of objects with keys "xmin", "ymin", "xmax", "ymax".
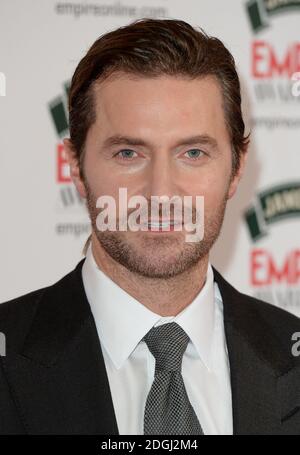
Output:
[{"xmin": 0, "ymin": 0, "xmax": 299, "ymax": 316}]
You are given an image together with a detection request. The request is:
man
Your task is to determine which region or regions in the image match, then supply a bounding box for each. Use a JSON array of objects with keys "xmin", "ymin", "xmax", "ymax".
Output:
[{"xmin": 0, "ymin": 18, "xmax": 299, "ymax": 435}]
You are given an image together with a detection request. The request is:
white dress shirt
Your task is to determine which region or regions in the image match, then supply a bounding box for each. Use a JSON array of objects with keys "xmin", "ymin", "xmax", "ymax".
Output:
[{"xmin": 82, "ymin": 244, "xmax": 233, "ymax": 435}]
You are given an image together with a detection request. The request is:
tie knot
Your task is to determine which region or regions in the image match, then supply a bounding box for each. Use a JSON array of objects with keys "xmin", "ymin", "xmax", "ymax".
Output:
[{"xmin": 143, "ymin": 322, "xmax": 190, "ymax": 372}]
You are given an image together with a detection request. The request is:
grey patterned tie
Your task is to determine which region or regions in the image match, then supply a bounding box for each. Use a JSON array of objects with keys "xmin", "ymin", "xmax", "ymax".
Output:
[{"xmin": 143, "ymin": 321, "xmax": 204, "ymax": 435}]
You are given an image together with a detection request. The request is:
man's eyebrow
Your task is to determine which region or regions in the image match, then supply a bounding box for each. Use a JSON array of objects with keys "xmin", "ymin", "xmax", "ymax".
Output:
[{"xmin": 101, "ymin": 134, "xmax": 219, "ymax": 149}]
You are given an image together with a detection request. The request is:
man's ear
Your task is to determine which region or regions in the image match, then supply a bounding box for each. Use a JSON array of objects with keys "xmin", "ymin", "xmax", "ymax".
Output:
[
  {"xmin": 63, "ymin": 138, "xmax": 87, "ymax": 199},
  {"xmin": 227, "ymin": 149, "xmax": 249, "ymax": 200}
]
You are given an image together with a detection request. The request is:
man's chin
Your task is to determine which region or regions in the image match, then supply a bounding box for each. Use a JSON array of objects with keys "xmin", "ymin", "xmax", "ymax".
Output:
[
  {"xmin": 119, "ymin": 257, "xmax": 193, "ymax": 279},
  {"xmin": 93, "ymin": 227, "xmax": 208, "ymax": 277}
]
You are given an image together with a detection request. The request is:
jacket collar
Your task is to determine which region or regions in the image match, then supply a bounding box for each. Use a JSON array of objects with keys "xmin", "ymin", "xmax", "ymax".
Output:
[
  {"xmin": 11, "ymin": 260, "xmax": 300, "ymax": 434},
  {"xmin": 7, "ymin": 258, "xmax": 119, "ymax": 434},
  {"xmin": 212, "ymin": 266, "xmax": 300, "ymax": 434},
  {"xmin": 20, "ymin": 258, "xmax": 91, "ymax": 366}
]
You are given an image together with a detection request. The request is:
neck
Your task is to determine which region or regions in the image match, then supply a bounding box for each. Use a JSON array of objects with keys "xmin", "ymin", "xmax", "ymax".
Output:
[{"xmin": 90, "ymin": 235, "xmax": 209, "ymax": 317}]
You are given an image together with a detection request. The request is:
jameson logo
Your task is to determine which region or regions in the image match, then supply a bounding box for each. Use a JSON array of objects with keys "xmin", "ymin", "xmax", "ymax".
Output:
[
  {"xmin": 246, "ymin": 0, "xmax": 300, "ymax": 32},
  {"xmin": 244, "ymin": 182, "xmax": 300, "ymax": 241}
]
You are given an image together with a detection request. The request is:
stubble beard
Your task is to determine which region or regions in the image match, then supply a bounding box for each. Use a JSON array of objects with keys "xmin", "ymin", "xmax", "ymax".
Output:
[{"xmin": 84, "ymin": 182, "xmax": 228, "ymax": 279}]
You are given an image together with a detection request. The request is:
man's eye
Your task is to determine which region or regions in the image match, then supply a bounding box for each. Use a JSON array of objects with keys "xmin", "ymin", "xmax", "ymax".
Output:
[
  {"xmin": 115, "ymin": 149, "xmax": 137, "ymax": 159},
  {"xmin": 184, "ymin": 149, "xmax": 205, "ymax": 160}
]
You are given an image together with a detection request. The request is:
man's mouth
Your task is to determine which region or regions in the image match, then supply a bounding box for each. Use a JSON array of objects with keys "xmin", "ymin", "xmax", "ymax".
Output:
[{"xmin": 141, "ymin": 220, "xmax": 183, "ymax": 231}]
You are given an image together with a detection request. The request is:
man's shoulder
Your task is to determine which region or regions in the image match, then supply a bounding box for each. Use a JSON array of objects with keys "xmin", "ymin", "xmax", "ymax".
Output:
[
  {"xmin": 213, "ymin": 266, "xmax": 300, "ymax": 362},
  {"xmin": 0, "ymin": 287, "xmax": 47, "ymax": 325},
  {"xmin": 0, "ymin": 285, "xmax": 49, "ymax": 354},
  {"xmin": 0, "ymin": 271, "xmax": 68, "ymax": 314},
  {"xmin": 236, "ymin": 288, "xmax": 300, "ymax": 339},
  {"xmin": 0, "ymin": 260, "xmax": 85, "ymax": 351},
  {"xmin": 214, "ymin": 266, "xmax": 299, "ymax": 322},
  {"xmin": 1, "ymin": 258, "xmax": 86, "ymax": 307}
]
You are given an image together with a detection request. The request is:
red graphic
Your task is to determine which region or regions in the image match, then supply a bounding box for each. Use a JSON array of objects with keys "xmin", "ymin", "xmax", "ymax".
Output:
[
  {"xmin": 57, "ymin": 143, "xmax": 71, "ymax": 183},
  {"xmin": 251, "ymin": 249, "xmax": 300, "ymax": 285},
  {"xmin": 252, "ymin": 41, "xmax": 300, "ymax": 79}
]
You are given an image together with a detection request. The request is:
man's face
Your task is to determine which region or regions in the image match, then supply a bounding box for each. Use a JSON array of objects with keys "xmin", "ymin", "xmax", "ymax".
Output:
[{"xmin": 66, "ymin": 72, "xmax": 246, "ymax": 278}]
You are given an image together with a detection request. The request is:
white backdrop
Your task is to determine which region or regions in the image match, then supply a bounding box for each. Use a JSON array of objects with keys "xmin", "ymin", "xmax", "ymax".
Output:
[{"xmin": 0, "ymin": 0, "xmax": 299, "ymax": 316}]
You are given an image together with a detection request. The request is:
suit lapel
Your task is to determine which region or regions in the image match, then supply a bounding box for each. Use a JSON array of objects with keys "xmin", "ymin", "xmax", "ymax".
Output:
[
  {"xmin": 212, "ymin": 267, "xmax": 299, "ymax": 435},
  {"xmin": 2, "ymin": 259, "xmax": 119, "ymax": 434},
  {"xmin": 2, "ymin": 258, "xmax": 298, "ymax": 434}
]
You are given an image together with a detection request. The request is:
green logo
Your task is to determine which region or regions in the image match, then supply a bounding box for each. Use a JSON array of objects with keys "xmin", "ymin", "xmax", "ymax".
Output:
[
  {"xmin": 244, "ymin": 181, "xmax": 300, "ymax": 241},
  {"xmin": 48, "ymin": 81, "xmax": 70, "ymax": 138},
  {"xmin": 246, "ymin": 0, "xmax": 300, "ymax": 32}
]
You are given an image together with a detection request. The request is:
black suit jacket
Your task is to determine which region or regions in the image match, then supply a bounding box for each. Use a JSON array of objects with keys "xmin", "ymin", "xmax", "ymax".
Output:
[{"xmin": 0, "ymin": 258, "xmax": 299, "ymax": 435}]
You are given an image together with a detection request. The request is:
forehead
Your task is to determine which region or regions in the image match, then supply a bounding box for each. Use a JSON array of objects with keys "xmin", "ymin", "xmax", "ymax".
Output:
[{"xmin": 90, "ymin": 72, "xmax": 228, "ymax": 141}]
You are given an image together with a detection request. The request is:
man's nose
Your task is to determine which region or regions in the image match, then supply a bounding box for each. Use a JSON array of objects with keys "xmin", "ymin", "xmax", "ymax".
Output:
[{"xmin": 145, "ymin": 155, "xmax": 177, "ymax": 199}]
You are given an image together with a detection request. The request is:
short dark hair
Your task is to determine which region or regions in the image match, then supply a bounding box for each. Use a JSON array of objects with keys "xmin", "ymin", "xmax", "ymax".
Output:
[{"xmin": 68, "ymin": 17, "xmax": 250, "ymax": 179}]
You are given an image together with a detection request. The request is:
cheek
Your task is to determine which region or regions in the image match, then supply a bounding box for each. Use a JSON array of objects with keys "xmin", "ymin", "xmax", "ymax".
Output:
[
  {"xmin": 84, "ymin": 153, "xmax": 137, "ymax": 198},
  {"xmin": 83, "ymin": 157, "xmax": 116, "ymax": 198},
  {"xmin": 186, "ymin": 172, "xmax": 230, "ymax": 208},
  {"xmin": 202, "ymin": 189, "xmax": 226, "ymax": 216},
  {"xmin": 200, "ymin": 187, "xmax": 229, "ymax": 226}
]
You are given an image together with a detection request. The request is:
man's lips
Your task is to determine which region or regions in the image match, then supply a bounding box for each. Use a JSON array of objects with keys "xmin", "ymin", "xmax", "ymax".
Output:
[{"xmin": 140, "ymin": 220, "xmax": 183, "ymax": 232}]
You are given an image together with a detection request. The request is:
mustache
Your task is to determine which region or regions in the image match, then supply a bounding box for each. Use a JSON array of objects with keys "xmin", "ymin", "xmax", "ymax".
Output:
[
  {"xmin": 86, "ymin": 190, "xmax": 201, "ymax": 224},
  {"xmin": 95, "ymin": 205, "xmax": 198, "ymax": 224}
]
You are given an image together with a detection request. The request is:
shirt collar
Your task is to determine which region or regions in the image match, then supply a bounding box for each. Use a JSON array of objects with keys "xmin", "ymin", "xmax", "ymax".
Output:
[{"xmin": 82, "ymin": 243, "xmax": 216, "ymax": 371}]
